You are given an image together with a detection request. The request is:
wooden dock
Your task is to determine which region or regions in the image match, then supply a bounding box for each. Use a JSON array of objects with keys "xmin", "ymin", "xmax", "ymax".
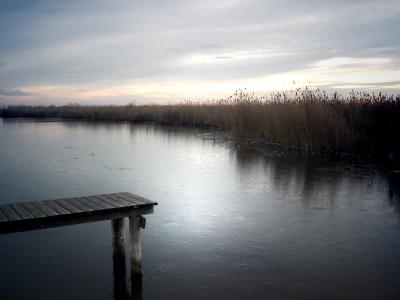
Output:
[{"xmin": 0, "ymin": 192, "xmax": 157, "ymax": 278}]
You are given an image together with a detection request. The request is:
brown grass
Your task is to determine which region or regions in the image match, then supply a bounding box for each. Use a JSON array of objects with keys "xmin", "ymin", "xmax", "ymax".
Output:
[{"xmin": 1, "ymin": 88, "xmax": 400, "ymax": 160}]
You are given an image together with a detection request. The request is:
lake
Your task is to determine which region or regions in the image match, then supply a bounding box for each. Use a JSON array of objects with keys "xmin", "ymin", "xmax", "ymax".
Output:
[{"xmin": 0, "ymin": 119, "xmax": 399, "ymax": 300}]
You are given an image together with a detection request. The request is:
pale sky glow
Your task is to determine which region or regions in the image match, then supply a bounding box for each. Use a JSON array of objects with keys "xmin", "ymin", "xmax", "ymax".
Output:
[
  {"xmin": 0, "ymin": 0, "xmax": 399, "ymax": 105},
  {"xmin": 181, "ymin": 49, "xmax": 291, "ymax": 66}
]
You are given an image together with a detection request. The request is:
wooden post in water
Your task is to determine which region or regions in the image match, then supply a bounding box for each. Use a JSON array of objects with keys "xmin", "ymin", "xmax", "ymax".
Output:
[
  {"xmin": 111, "ymin": 218, "xmax": 129, "ymax": 299},
  {"xmin": 129, "ymin": 216, "xmax": 143, "ymax": 277},
  {"xmin": 112, "ymin": 218, "xmax": 125, "ymax": 257}
]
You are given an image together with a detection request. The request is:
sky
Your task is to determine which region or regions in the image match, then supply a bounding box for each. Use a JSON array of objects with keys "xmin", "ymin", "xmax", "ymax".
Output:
[{"xmin": 0, "ymin": 0, "xmax": 399, "ymax": 105}]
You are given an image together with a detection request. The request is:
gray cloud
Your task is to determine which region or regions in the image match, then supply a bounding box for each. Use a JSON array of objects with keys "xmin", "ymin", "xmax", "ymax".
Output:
[
  {"xmin": 324, "ymin": 81, "xmax": 400, "ymax": 88},
  {"xmin": 0, "ymin": 0, "xmax": 399, "ymax": 100},
  {"xmin": 0, "ymin": 88, "xmax": 36, "ymax": 96}
]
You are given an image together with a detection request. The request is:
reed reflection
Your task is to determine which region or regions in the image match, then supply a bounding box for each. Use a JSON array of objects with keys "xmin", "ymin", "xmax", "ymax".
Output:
[
  {"xmin": 388, "ymin": 172, "xmax": 400, "ymax": 215},
  {"xmin": 233, "ymin": 144, "xmax": 400, "ymax": 214}
]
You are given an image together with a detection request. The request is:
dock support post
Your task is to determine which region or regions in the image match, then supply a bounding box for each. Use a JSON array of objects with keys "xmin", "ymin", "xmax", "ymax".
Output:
[
  {"xmin": 129, "ymin": 216, "xmax": 142, "ymax": 277},
  {"xmin": 111, "ymin": 218, "xmax": 128, "ymax": 299},
  {"xmin": 112, "ymin": 218, "xmax": 125, "ymax": 258}
]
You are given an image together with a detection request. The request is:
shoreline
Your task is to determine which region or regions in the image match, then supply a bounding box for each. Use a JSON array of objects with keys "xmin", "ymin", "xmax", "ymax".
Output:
[{"xmin": 1, "ymin": 89, "xmax": 399, "ymax": 162}]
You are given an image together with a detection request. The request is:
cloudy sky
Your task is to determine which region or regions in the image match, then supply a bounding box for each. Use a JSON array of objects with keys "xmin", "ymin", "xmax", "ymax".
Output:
[{"xmin": 0, "ymin": 0, "xmax": 399, "ymax": 104}]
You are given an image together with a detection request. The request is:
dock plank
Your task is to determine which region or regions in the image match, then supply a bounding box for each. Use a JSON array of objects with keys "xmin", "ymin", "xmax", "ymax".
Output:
[
  {"xmin": 84, "ymin": 196, "xmax": 114, "ymax": 209},
  {"xmin": 69, "ymin": 198, "xmax": 94, "ymax": 212},
  {"xmin": 55, "ymin": 199, "xmax": 83, "ymax": 214},
  {"xmin": 125, "ymin": 192, "xmax": 154, "ymax": 204},
  {"xmin": 0, "ymin": 208, "xmax": 8, "ymax": 222},
  {"xmin": 1, "ymin": 205, "xmax": 22, "ymax": 221},
  {"xmin": 11, "ymin": 203, "xmax": 34, "ymax": 219},
  {"xmin": 104, "ymin": 194, "xmax": 136, "ymax": 207},
  {"xmin": 112, "ymin": 193, "xmax": 143, "ymax": 205},
  {"xmin": 122, "ymin": 192, "xmax": 154, "ymax": 204},
  {"xmin": 22, "ymin": 202, "xmax": 46, "ymax": 218},
  {"xmin": 0, "ymin": 192, "xmax": 157, "ymax": 234},
  {"xmin": 34, "ymin": 201, "xmax": 59, "ymax": 217},
  {"xmin": 96, "ymin": 195, "xmax": 127, "ymax": 208},
  {"xmin": 114, "ymin": 193, "xmax": 150, "ymax": 205},
  {"xmin": 81, "ymin": 197, "xmax": 108, "ymax": 210},
  {"xmin": 43, "ymin": 200, "xmax": 71, "ymax": 215},
  {"xmin": 74, "ymin": 197, "xmax": 100, "ymax": 210},
  {"xmin": 92, "ymin": 196, "xmax": 118, "ymax": 208}
]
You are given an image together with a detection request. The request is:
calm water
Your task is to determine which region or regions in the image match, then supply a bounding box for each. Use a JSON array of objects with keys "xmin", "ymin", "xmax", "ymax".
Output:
[{"xmin": 0, "ymin": 119, "xmax": 399, "ymax": 300}]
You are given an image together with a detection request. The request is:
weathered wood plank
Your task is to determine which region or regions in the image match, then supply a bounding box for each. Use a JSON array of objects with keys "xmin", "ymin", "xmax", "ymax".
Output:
[
  {"xmin": 0, "ymin": 205, "xmax": 154, "ymax": 234},
  {"xmin": 105, "ymin": 194, "xmax": 136, "ymax": 206},
  {"xmin": 11, "ymin": 203, "xmax": 34, "ymax": 219},
  {"xmin": 0, "ymin": 192, "xmax": 156, "ymax": 234},
  {"xmin": 55, "ymin": 199, "xmax": 82, "ymax": 214},
  {"xmin": 94, "ymin": 196, "xmax": 119, "ymax": 208},
  {"xmin": 111, "ymin": 194, "xmax": 139, "ymax": 206},
  {"xmin": 34, "ymin": 201, "xmax": 59, "ymax": 217},
  {"xmin": 97, "ymin": 195, "xmax": 129, "ymax": 208},
  {"xmin": 0, "ymin": 208, "xmax": 8, "ymax": 222},
  {"xmin": 69, "ymin": 198, "xmax": 94, "ymax": 212},
  {"xmin": 85, "ymin": 196, "xmax": 115, "ymax": 209},
  {"xmin": 80, "ymin": 197, "xmax": 108, "ymax": 210},
  {"xmin": 124, "ymin": 192, "xmax": 154, "ymax": 204},
  {"xmin": 43, "ymin": 200, "xmax": 71, "ymax": 215},
  {"xmin": 113, "ymin": 193, "xmax": 146, "ymax": 205},
  {"xmin": 1, "ymin": 205, "xmax": 21, "ymax": 221},
  {"xmin": 22, "ymin": 202, "xmax": 46, "ymax": 218},
  {"xmin": 73, "ymin": 197, "xmax": 99, "ymax": 210}
]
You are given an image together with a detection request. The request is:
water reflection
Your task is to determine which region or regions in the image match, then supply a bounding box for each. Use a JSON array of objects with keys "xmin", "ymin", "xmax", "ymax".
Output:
[
  {"xmin": 388, "ymin": 172, "xmax": 400, "ymax": 215},
  {"xmin": 233, "ymin": 143, "xmax": 400, "ymax": 213},
  {"xmin": 111, "ymin": 218, "xmax": 143, "ymax": 300},
  {"xmin": 0, "ymin": 119, "xmax": 399, "ymax": 300},
  {"xmin": 112, "ymin": 252, "xmax": 143, "ymax": 300},
  {"xmin": 130, "ymin": 277, "xmax": 143, "ymax": 300}
]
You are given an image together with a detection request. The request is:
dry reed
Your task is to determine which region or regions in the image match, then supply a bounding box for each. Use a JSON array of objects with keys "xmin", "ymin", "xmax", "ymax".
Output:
[{"xmin": 1, "ymin": 88, "xmax": 399, "ymax": 160}]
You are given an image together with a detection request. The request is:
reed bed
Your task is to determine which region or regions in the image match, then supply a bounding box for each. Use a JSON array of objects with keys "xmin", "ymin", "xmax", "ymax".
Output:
[{"xmin": 1, "ymin": 88, "xmax": 400, "ymax": 160}]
